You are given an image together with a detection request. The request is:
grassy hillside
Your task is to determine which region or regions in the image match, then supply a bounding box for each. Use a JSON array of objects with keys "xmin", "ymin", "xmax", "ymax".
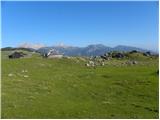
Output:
[{"xmin": 1, "ymin": 51, "xmax": 159, "ymax": 118}]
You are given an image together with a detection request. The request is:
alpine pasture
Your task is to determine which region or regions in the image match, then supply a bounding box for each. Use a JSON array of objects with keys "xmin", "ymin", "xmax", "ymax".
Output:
[{"xmin": 1, "ymin": 50, "xmax": 159, "ymax": 118}]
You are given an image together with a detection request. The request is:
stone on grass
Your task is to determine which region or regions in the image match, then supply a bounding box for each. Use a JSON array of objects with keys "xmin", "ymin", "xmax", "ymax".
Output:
[
  {"xmin": 22, "ymin": 70, "xmax": 28, "ymax": 73},
  {"xmin": 132, "ymin": 61, "xmax": 138, "ymax": 64},
  {"xmin": 24, "ymin": 75, "xmax": 29, "ymax": 78},
  {"xmin": 8, "ymin": 73, "xmax": 13, "ymax": 77}
]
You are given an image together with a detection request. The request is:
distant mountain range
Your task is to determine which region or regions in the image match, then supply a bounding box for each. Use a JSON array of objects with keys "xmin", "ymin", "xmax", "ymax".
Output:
[
  {"xmin": 2, "ymin": 44, "xmax": 157, "ymax": 56},
  {"xmin": 36, "ymin": 44, "xmax": 156, "ymax": 56}
]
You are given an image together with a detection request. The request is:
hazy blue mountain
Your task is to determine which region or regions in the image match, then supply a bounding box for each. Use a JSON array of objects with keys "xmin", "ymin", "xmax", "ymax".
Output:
[
  {"xmin": 36, "ymin": 44, "xmax": 152, "ymax": 56},
  {"xmin": 113, "ymin": 45, "xmax": 147, "ymax": 52},
  {"xmin": 2, "ymin": 44, "xmax": 155, "ymax": 56},
  {"xmin": 80, "ymin": 44, "xmax": 112, "ymax": 56},
  {"xmin": 37, "ymin": 46, "xmax": 82, "ymax": 56}
]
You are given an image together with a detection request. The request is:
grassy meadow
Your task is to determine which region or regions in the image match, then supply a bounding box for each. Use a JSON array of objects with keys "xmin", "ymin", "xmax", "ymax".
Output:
[{"xmin": 1, "ymin": 51, "xmax": 159, "ymax": 118}]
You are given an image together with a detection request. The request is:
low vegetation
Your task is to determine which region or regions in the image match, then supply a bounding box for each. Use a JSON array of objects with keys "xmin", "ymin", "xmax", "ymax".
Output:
[{"xmin": 1, "ymin": 50, "xmax": 159, "ymax": 118}]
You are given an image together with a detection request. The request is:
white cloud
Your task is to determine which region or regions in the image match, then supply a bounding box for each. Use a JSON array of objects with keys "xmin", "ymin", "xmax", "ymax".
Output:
[{"xmin": 18, "ymin": 43, "xmax": 46, "ymax": 50}]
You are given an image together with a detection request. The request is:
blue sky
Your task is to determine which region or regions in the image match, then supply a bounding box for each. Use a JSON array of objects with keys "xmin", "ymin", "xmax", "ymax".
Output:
[{"xmin": 2, "ymin": 1, "xmax": 159, "ymax": 51}]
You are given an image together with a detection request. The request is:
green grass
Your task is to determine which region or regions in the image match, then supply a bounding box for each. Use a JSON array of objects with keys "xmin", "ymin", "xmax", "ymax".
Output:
[{"xmin": 1, "ymin": 52, "xmax": 159, "ymax": 118}]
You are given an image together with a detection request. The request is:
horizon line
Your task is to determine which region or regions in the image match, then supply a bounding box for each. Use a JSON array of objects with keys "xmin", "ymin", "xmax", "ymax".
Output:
[{"xmin": 1, "ymin": 43, "xmax": 158, "ymax": 53}]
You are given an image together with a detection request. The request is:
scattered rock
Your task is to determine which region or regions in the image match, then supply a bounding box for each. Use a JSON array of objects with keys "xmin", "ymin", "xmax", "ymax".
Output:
[
  {"xmin": 85, "ymin": 61, "xmax": 95, "ymax": 67},
  {"xmin": 8, "ymin": 52, "xmax": 26, "ymax": 59},
  {"xmin": 23, "ymin": 75, "xmax": 29, "ymax": 78},
  {"xmin": 125, "ymin": 60, "xmax": 138, "ymax": 65},
  {"xmin": 132, "ymin": 61, "xmax": 138, "ymax": 64},
  {"xmin": 22, "ymin": 70, "xmax": 28, "ymax": 73},
  {"xmin": 85, "ymin": 63, "xmax": 90, "ymax": 67},
  {"xmin": 8, "ymin": 73, "xmax": 13, "ymax": 77},
  {"xmin": 102, "ymin": 101, "xmax": 111, "ymax": 104},
  {"xmin": 78, "ymin": 57, "xmax": 86, "ymax": 61},
  {"xmin": 143, "ymin": 51, "xmax": 151, "ymax": 56},
  {"xmin": 101, "ymin": 62, "xmax": 105, "ymax": 66},
  {"xmin": 112, "ymin": 53, "xmax": 125, "ymax": 59}
]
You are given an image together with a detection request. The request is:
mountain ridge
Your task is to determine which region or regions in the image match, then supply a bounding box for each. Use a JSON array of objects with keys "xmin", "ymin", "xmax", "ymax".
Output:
[
  {"xmin": 2, "ymin": 44, "xmax": 157, "ymax": 56},
  {"xmin": 36, "ymin": 44, "xmax": 157, "ymax": 56}
]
